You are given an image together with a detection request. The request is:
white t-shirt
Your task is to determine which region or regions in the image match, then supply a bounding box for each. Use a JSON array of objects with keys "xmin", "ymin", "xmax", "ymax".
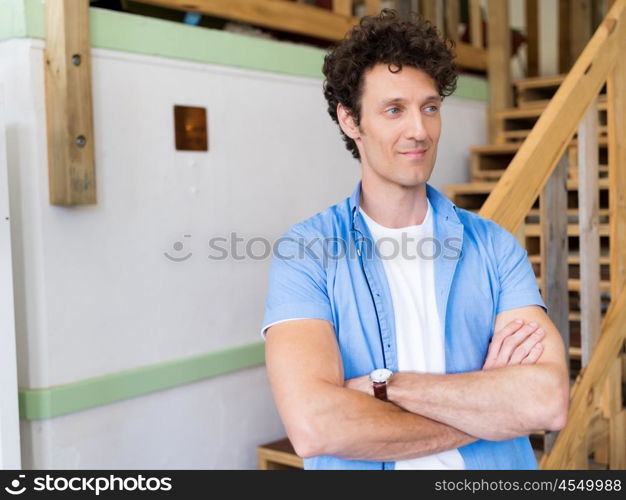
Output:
[{"xmin": 360, "ymin": 200, "xmax": 465, "ymax": 470}]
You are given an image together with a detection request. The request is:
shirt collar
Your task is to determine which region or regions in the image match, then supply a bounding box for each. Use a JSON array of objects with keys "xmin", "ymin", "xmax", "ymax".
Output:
[{"xmin": 349, "ymin": 180, "xmax": 460, "ymax": 231}]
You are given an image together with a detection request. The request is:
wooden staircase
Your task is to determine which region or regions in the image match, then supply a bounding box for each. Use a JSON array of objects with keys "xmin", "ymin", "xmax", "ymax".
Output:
[{"xmin": 445, "ymin": 73, "xmax": 625, "ymax": 468}]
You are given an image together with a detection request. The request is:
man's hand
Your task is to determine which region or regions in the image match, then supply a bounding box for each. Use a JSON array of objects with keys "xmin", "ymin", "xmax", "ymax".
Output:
[
  {"xmin": 482, "ymin": 319, "xmax": 544, "ymax": 370},
  {"xmin": 345, "ymin": 319, "xmax": 545, "ymax": 393}
]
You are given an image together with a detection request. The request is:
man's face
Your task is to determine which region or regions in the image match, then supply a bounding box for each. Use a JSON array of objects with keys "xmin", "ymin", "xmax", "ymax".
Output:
[{"xmin": 339, "ymin": 63, "xmax": 442, "ymax": 188}]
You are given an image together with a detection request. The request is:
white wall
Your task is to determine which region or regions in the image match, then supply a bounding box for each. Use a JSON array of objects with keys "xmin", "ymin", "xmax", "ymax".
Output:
[
  {"xmin": 506, "ymin": 0, "xmax": 559, "ymax": 77},
  {"xmin": 0, "ymin": 37, "xmax": 486, "ymax": 469},
  {"xmin": 0, "ymin": 83, "xmax": 22, "ymax": 470}
]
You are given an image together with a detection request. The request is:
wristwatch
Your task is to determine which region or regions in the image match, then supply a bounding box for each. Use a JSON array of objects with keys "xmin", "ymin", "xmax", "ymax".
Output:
[{"xmin": 369, "ymin": 368, "xmax": 393, "ymax": 401}]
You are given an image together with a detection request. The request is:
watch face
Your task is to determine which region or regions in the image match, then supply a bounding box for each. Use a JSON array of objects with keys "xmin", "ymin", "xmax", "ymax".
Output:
[{"xmin": 370, "ymin": 368, "xmax": 393, "ymax": 383}]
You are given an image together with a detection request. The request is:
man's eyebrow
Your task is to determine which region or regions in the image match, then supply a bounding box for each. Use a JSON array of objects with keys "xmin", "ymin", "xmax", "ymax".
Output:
[{"xmin": 379, "ymin": 95, "xmax": 442, "ymax": 106}]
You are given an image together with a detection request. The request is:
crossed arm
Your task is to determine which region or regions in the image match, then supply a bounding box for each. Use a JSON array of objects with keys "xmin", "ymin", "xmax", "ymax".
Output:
[{"xmin": 265, "ymin": 305, "xmax": 569, "ymax": 461}]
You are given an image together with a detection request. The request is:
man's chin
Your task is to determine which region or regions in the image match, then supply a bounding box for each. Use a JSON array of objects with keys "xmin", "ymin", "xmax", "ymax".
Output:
[
  {"xmin": 392, "ymin": 177, "xmax": 431, "ymax": 189},
  {"xmin": 394, "ymin": 170, "xmax": 433, "ymax": 188}
]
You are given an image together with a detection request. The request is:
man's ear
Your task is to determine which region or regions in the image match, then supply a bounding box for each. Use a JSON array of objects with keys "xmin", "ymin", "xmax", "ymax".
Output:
[{"xmin": 337, "ymin": 103, "xmax": 360, "ymax": 141}]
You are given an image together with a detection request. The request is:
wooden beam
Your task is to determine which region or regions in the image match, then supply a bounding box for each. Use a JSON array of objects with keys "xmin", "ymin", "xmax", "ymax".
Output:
[
  {"xmin": 395, "ymin": 0, "xmax": 414, "ymax": 21},
  {"xmin": 596, "ymin": 351, "xmax": 620, "ymax": 462},
  {"xmin": 487, "ymin": 0, "xmax": 512, "ymax": 143},
  {"xmin": 607, "ymin": 21, "xmax": 626, "ymax": 300},
  {"xmin": 445, "ymin": 0, "xmax": 459, "ymax": 41},
  {"xmin": 332, "ymin": 0, "xmax": 353, "ymax": 17},
  {"xmin": 469, "ymin": 0, "xmax": 483, "ymax": 48},
  {"xmin": 134, "ymin": 0, "xmax": 360, "ymax": 41},
  {"xmin": 479, "ymin": 0, "xmax": 625, "ymax": 234},
  {"xmin": 420, "ymin": 0, "xmax": 439, "ymax": 26},
  {"xmin": 609, "ymin": 410, "xmax": 626, "ymax": 469},
  {"xmin": 45, "ymin": 0, "xmax": 96, "ymax": 205},
  {"xmin": 578, "ymin": 100, "xmax": 602, "ymax": 367},
  {"xmin": 540, "ymin": 154, "xmax": 570, "ymax": 356},
  {"xmin": 559, "ymin": 0, "xmax": 572, "ymax": 73},
  {"xmin": 588, "ymin": 408, "xmax": 610, "ymax": 453},
  {"xmin": 539, "ymin": 154, "xmax": 570, "ymax": 454},
  {"xmin": 454, "ymin": 42, "xmax": 487, "ymax": 71},
  {"xmin": 570, "ymin": 0, "xmax": 594, "ymax": 67},
  {"xmin": 364, "ymin": 0, "xmax": 381, "ymax": 16},
  {"xmin": 526, "ymin": 0, "xmax": 539, "ymax": 77}
]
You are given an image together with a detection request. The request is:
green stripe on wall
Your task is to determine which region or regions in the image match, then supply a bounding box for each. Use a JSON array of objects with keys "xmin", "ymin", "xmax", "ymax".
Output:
[
  {"xmin": 0, "ymin": 0, "xmax": 25, "ymax": 41},
  {"xmin": 1, "ymin": 0, "xmax": 488, "ymax": 101},
  {"xmin": 19, "ymin": 342, "xmax": 265, "ymax": 420}
]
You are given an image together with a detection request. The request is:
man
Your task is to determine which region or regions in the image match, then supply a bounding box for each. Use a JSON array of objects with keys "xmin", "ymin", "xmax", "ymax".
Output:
[{"xmin": 261, "ymin": 9, "xmax": 569, "ymax": 470}]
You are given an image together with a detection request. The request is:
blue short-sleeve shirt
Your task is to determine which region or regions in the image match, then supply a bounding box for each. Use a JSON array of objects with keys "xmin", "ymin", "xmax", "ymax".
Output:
[{"xmin": 262, "ymin": 181, "xmax": 547, "ymax": 470}]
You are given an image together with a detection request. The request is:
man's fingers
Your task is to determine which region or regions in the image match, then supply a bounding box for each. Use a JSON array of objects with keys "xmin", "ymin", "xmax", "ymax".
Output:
[
  {"xmin": 509, "ymin": 328, "xmax": 545, "ymax": 364},
  {"xmin": 493, "ymin": 321, "xmax": 540, "ymax": 366},
  {"xmin": 483, "ymin": 319, "xmax": 525, "ymax": 368},
  {"xmin": 521, "ymin": 343, "xmax": 544, "ymax": 364}
]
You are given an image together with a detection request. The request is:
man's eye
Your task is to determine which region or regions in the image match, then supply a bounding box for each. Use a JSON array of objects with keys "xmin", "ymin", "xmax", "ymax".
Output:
[
  {"xmin": 424, "ymin": 105, "xmax": 439, "ymax": 113},
  {"xmin": 386, "ymin": 107, "xmax": 400, "ymax": 115}
]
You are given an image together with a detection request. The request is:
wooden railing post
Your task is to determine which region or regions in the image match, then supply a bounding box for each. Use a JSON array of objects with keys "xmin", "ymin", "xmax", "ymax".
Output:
[
  {"xmin": 469, "ymin": 0, "xmax": 483, "ymax": 48},
  {"xmin": 332, "ymin": 0, "xmax": 353, "ymax": 17},
  {"xmin": 45, "ymin": 0, "xmax": 96, "ymax": 205},
  {"xmin": 570, "ymin": 0, "xmax": 594, "ymax": 68},
  {"xmin": 487, "ymin": 0, "xmax": 512, "ymax": 143},
  {"xmin": 420, "ymin": 0, "xmax": 439, "ymax": 27},
  {"xmin": 395, "ymin": 0, "xmax": 414, "ymax": 21},
  {"xmin": 364, "ymin": 0, "xmax": 381, "ymax": 16},
  {"xmin": 577, "ymin": 99, "xmax": 602, "ymax": 367},
  {"xmin": 607, "ymin": 13, "xmax": 626, "ymax": 301},
  {"xmin": 445, "ymin": 0, "xmax": 459, "ymax": 41},
  {"xmin": 526, "ymin": 0, "xmax": 539, "ymax": 77},
  {"xmin": 539, "ymin": 154, "xmax": 570, "ymax": 454}
]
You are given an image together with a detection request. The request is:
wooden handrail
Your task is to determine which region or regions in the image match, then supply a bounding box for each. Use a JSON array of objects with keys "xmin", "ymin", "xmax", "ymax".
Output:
[
  {"xmin": 541, "ymin": 287, "xmax": 626, "ymax": 468},
  {"xmin": 476, "ymin": 0, "xmax": 626, "ymax": 469},
  {"xmin": 479, "ymin": 0, "xmax": 626, "ymax": 233}
]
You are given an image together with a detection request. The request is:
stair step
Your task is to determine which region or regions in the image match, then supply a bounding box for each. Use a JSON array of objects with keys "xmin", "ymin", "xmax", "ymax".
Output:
[
  {"xmin": 527, "ymin": 253, "xmax": 611, "ymax": 266},
  {"xmin": 500, "ymin": 127, "xmax": 608, "ymax": 144},
  {"xmin": 496, "ymin": 96, "xmax": 607, "ymax": 120},
  {"xmin": 470, "ymin": 139, "xmax": 609, "ymax": 182},
  {"xmin": 493, "ymin": 98, "xmax": 607, "ymax": 144},
  {"xmin": 526, "ymin": 208, "xmax": 609, "ymax": 220},
  {"xmin": 513, "ymin": 74, "xmax": 565, "ymax": 108},
  {"xmin": 513, "ymin": 74, "xmax": 606, "ymax": 111},
  {"xmin": 447, "ymin": 178, "xmax": 609, "ymax": 198},
  {"xmin": 524, "ymin": 223, "xmax": 610, "ymax": 237},
  {"xmin": 537, "ymin": 277, "xmax": 611, "ymax": 293},
  {"xmin": 472, "ymin": 165, "xmax": 608, "ymax": 182},
  {"xmin": 469, "ymin": 208, "xmax": 610, "ymax": 220},
  {"xmin": 470, "ymin": 135, "xmax": 608, "ymax": 156}
]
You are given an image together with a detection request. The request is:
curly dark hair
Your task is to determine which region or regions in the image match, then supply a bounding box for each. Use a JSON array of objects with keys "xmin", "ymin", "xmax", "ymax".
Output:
[{"xmin": 322, "ymin": 9, "xmax": 458, "ymax": 160}]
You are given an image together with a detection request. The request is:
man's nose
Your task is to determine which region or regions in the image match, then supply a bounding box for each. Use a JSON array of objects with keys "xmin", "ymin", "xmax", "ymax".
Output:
[{"xmin": 404, "ymin": 110, "xmax": 428, "ymax": 142}]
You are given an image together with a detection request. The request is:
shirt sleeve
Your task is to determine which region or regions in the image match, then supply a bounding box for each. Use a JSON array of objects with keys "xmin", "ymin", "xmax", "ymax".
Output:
[
  {"xmin": 260, "ymin": 228, "xmax": 334, "ymax": 338},
  {"xmin": 492, "ymin": 223, "xmax": 548, "ymax": 315}
]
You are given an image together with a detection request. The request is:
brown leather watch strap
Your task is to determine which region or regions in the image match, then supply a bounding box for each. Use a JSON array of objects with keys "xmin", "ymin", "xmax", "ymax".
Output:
[{"xmin": 373, "ymin": 381, "xmax": 388, "ymax": 401}]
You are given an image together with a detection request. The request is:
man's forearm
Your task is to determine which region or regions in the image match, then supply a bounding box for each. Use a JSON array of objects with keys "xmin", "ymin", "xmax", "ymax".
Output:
[
  {"xmin": 294, "ymin": 383, "xmax": 477, "ymax": 461},
  {"xmin": 387, "ymin": 364, "xmax": 569, "ymax": 441}
]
